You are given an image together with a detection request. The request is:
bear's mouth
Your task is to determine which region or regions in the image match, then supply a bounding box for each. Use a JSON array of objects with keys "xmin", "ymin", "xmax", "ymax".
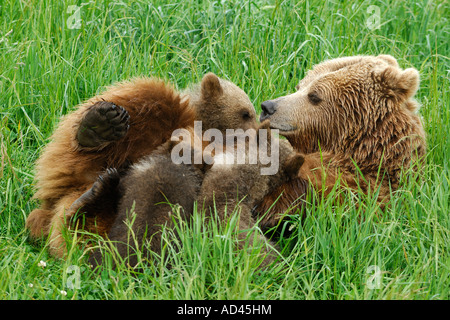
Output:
[{"xmin": 269, "ymin": 123, "xmax": 298, "ymax": 135}]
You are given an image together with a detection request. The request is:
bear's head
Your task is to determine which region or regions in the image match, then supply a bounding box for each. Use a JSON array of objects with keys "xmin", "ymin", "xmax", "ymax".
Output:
[
  {"xmin": 259, "ymin": 55, "xmax": 426, "ymax": 181},
  {"xmin": 185, "ymin": 73, "xmax": 258, "ymax": 132}
]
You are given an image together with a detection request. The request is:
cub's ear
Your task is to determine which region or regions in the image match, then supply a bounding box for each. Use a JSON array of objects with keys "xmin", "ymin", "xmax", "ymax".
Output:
[
  {"xmin": 258, "ymin": 119, "xmax": 271, "ymax": 131},
  {"xmin": 375, "ymin": 66, "xmax": 420, "ymax": 101},
  {"xmin": 283, "ymin": 153, "xmax": 305, "ymax": 178},
  {"xmin": 256, "ymin": 120, "xmax": 271, "ymax": 145},
  {"xmin": 201, "ymin": 73, "xmax": 223, "ymax": 100}
]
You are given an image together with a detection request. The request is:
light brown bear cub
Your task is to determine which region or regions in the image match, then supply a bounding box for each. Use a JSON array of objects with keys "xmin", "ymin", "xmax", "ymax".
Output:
[{"xmin": 27, "ymin": 73, "xmax": 257, "ymax": 257}]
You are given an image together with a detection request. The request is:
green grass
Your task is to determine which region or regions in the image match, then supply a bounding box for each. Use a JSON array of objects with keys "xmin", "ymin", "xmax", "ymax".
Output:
[{"xmin": 0, "ymin": 0, "xmax": 449, "ymax": 300}]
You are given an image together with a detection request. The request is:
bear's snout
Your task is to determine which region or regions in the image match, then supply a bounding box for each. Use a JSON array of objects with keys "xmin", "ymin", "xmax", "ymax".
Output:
[{"xmin": 260, "ymin": 100, "xmax": 277, "ymax": 122}]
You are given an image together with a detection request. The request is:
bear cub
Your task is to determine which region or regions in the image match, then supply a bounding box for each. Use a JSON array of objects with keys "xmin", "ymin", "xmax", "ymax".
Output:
[
  {"xmin": 85, "ymin": 140, "xmax": 205, "ymax": 268},
  {"xmin": 198, "ymin": 123, "xmax": 304, "ymax": 267}
]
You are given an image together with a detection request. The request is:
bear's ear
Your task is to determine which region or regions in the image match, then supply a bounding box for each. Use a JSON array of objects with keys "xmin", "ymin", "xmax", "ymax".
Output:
[
  {"xmin": 398, "ymin": 68, "xmax": 420, "ymax": 97},
  {"xmin": 377, "ymin": 54, "xmax": 399, "ymax": 67},
  {"xmin": 283, "ymin": 153, "xmax": 305, "ymax": 178},
  {"xmin": 376, "ymin": 66, "xmax": 420, "ymax": 101},
  {"xmin": 201, "ymin": 73, "xmax": 223, "ymax": 100}
]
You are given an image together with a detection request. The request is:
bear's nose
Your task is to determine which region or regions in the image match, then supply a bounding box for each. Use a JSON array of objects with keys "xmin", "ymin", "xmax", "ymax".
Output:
[{"xmin": 260, "ymin": 100, "xmax": 277, "ymax": 122}]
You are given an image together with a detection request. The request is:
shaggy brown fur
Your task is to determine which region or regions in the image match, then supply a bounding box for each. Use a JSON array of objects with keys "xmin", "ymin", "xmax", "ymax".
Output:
[
  {"xmin": 198, "ymin": 122, "xmax": 304, "ymax": 266},
  {"xmin": 26, "ymin": 73, "xmax": 257, "ymax": 258},
  {"xmin": 255, "ymin": 55, "xmax": 426, "ymax": 229}
]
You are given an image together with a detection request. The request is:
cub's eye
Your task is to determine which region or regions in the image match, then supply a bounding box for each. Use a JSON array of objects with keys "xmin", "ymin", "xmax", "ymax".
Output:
[
  {"xmin": 308, "ymin": 92, "xmax": 322, "ymax": 105},
  {"xmin": 242, "ymin": 111, "xmax": 252, "ymax": 120}
]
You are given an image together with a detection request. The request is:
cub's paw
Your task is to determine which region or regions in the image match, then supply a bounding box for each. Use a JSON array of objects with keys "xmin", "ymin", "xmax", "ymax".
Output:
[
  {"xmin": 68, "ymin": 168, "xmax": 121, "ymax": 217},
  {"xmin": 77, "ymin": 101, "xmax": 130, "ymax": 148},
  {"xmin": 91, "ymin": 168, "xmax": 121, "ymax": 197}
]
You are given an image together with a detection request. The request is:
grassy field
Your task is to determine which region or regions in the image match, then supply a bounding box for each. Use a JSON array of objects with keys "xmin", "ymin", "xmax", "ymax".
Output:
[{"xmin": 0, "ymin": 0, "xmax": 449, "ymax": 300}]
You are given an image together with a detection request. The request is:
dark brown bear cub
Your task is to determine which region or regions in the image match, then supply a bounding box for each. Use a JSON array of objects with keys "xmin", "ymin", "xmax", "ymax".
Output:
[
  {"xmin": 197, "ymin": 123, "xmax": 305, "ymax": 267},
  {"xmin": 85, "ymin": 141, "xmax": 204, "ymax": 268}
]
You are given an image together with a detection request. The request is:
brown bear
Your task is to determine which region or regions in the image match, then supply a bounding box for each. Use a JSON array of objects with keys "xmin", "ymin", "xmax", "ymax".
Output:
[
  {"xmin": 254, "ymin": 55, "xmax": 426, "ymax": 230},
  {"xmin": 26, "ymin": 72, "xmax": 258, "ymax": 258},
  {"xmin": 197, "ymin": 123, "xmax": 305, "ymax": 267}
]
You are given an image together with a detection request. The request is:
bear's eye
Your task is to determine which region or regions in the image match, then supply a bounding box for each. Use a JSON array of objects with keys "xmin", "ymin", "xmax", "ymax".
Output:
[
  {"xmin": 242, "ymin": 111, "xmax": 252, "ymax": 120},
  {"xmin": 308, "ymin": 92, "xmax": 322, "ymax": 105}
]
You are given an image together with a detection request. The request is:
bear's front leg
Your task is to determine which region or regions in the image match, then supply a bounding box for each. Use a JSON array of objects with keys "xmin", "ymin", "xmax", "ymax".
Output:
[{"xmin": 77, "ymin": 101, "xmax": 130, "ymax": 148}]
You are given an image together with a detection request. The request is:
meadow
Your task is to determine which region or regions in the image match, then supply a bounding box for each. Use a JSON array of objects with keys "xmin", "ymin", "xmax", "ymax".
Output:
[{"xmin": 0, "ymin": 0, "xmax": 448, "ymax": 300}]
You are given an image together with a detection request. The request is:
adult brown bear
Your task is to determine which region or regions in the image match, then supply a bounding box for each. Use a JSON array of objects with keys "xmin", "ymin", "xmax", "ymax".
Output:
[{"xmin": 254, "ymin": 55, "xmax": 426, "ymax": 231}]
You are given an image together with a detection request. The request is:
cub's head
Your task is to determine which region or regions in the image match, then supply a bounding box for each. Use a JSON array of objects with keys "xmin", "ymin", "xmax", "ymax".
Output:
[
  {"xmin": 206, "ymin": 120, "xmax": 305, "ymax": 204},
  {"xmin": 187, "ymin": 73, "xmax": 258, "ymax": 132},
  {"xmin": 257, "ymin": 121, "xmax": 305, "ymax": 188}
]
